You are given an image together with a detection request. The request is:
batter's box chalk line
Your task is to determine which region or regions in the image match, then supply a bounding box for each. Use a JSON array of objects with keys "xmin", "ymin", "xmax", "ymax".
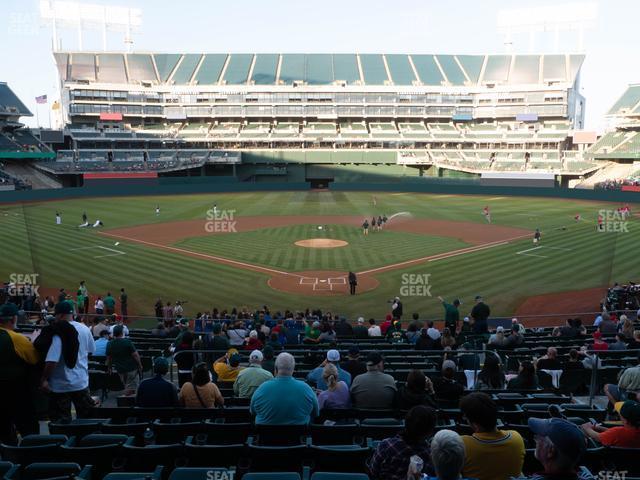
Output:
[
  {"xmin": 313, "ymin": 282, "xmax": 333, "ymax": 291},
  {"xmin": 299, "ymin": 277, "xmax": 317, "ymax": 285},
  {"xmin": 328, "ymin": 277, "xmax": 346, "ymax": 284}
]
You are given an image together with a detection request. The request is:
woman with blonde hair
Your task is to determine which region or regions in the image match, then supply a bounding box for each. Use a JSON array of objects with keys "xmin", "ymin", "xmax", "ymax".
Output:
[
  {"xmin": 317, "ymin": 363, "xmax": 351, "ymax": 410},
  {"xmin": 620, "ymin": 315, "xmax": 634, "ymax": 340}
]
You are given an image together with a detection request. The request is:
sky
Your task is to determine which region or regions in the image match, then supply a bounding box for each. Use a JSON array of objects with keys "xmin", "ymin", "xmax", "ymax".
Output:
[{"xmin": 1, "ymin": 0, "xmax": 638, "ymax": 130}]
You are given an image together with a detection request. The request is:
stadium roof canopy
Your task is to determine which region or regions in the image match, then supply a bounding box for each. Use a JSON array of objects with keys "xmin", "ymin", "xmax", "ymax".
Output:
[
  {"xmin": 0, "ymin": 83, "xmax": 32, "ymax": 117},
  {"xmin": 607, "ymin": 84, "xmax": 640, "ymax": 116},
  {"xmin": 54, "ymin": 52, "xmax": 585, "ymax": 87}
]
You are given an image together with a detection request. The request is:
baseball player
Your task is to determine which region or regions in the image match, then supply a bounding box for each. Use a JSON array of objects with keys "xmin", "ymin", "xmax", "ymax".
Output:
[
  {"xmin": 155, "ymin": 205, "xmax": 160, "ymax": 216},
  {"xmin": 483, "ymin": 205, "xmax": 491, "ymax": 224},
  {"xmin": 362, "ymin": 219, "xmax": 369, "ymax": 236},
  {"xmin": 382, "ymin": 214, "xmax": 388, "ymax": 226},
  {"xmin": 574, "ymin": 213, "xmax": 581, "ymax": 222},
  {"xmin": 82, "ymin": 212, "xmax": 87, "ymax": 224},
  {"xmin": 533, "ymin": 228, "xmax": 541, "ymax": 244},
  {"xmin": 377, "ymin": 215, "xmax": 383, "ymax": 231},
  {"xmin": 55, "ymin": 211, "xmax": 61, "ymax": 225},
  {"xmin": 597, "ymin": 213, "xmax": 604, "ymax": 231},
  {"xmin": 371, "ymin": 216, "xmax": 377, "ymax": 232}
]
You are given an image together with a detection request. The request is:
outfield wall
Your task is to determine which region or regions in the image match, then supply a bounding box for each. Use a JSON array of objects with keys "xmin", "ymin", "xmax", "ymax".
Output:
[{"xmin": 0, "ymin": 176, "xmax": 638, "ymax": 204}]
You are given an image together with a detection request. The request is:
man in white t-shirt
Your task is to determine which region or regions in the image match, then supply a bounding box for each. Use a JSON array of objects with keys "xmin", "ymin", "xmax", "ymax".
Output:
[
  {"xmin": 108, "ymin": 315, "xmax": 129, "ymax": 337},
  {"xmin": 40, "ymin": 301, "xmax": 96, "ymax": 423},
  {"xmin": 368, "ymin": 318, "xmax": 382, "ymax": 337}
]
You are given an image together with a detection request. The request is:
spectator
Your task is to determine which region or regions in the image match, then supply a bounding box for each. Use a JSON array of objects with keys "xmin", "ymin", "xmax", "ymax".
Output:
[
  {"xmin": 208, "ymin": 323, "xmax": 230, "ymax": 351},
  {"xmin": 609, "ymin": 333, "xmax": 628, "ymax": 351},
  {"xmin": 213, "ymin": 350, "xmax": 244, "ymax": 382},
  {"xmin": 430, "ymin": 430, "xmax": 468, "ymax": 480},
  {"xmin": 564, "ymin": 349, "xmax": 585, "ymax": 370},
  {"xmin": 244, "ymin": 330, "xmax": 263, "ymax": 351},
  {"xmin": 488, "ymin": 326, "xmax": 509, "ymax": 348},
  {"xmin": 470, "ymin": 295, "xmax": 490, "ymax": 334},
  {"xmin": 592, "ymin": 330, "xmax": 609, "ymax": 351},
  {"xmin": 261, "ymin": 345, "xmax": 275, "ymax": 374},
  {"xmin": 91, "ymin": 316, "xmax": 109, "ymax": 337},
  {"xmin": 162, "ymin": 301, "xmax": 174, "ymax": 327},
  {"xmin": 438, "ymin": 296, "xmax": 461, "ymax": 334},
  {"xmin": 106, "ymin": 324, "xmax": 143, "ymax": 395},
  {"xmin": 368, "ymin": 318, "xmax": 382, "ymax": 337},
  {"xmin": 233, "ymin": 350, "xmax": 273, "ymax": 399},
  {"xmin": 317, "ymin": 363, "xmax": 351, "ymax": 410},
  {"xmin": 441, "ymin": 328, "xmax": 456, "ymax": 349},
  {"xmin": 179, "ymin": 362, "xmax": 224, "ymax": 408},
  {"xmin": 604, "ymin": 354, "xmax": 640, "ymax": 408},
  {"xmin": 174, "ymin": 330, "xmax": 195, "ymax": 387},
  {"xmin": 508, "ymin": 361, "xmax": 539, "ymax": 390},
  {"xmin": 93, "ymin": 329, "xmax": 109, "ymax": 356},
  {"xmin": 0, "ymin": 303, "xmax": 39, "ymax": 444},
  {"xmin": 459, "ymin": 392, "xmax": 525, "ymax": 480},
  {"xmin": 405, "ymin": 322, "xmax": 420, "ymax": 344},
  {"xmin": 150, "ymin": 322, "xmax": 167, "ymax": 338},
  {"xmin": 250, "ymin": 352, "xmax": 319, "ymax": 425},
  {"xmin": 536, "ymin": 347, "xmax": 562, "ymax": 370},
  {"xmin": 620, "ymin": 315, "xmax": 634, "ymax": 339},
  {"xmin": 227, "ymin": 320, "xmax": 248, "ymax": 346},
  {"xmin": 367, "ymin": 406, "xmax": 436, "ymax": 480},
  {"xmin": 380, "ymin": 314, "xmax": 393, "ymax": 335},
  {"xmin": 415, "ymin": 328, "xmax": 436, "ymax": 350},
  {"xmin": 628, "ymin": 330, "xmax": 640, "ymax": 350},
  {"xmin": 307, "ymin": 349, "xmax": 351, "ymax": 391},
  {"xmin": 475, "ymin": 355, "xmax": 506, "ymax": 390},
  {"xmin": 94, "ymin": 296, "xmax": 104, "ymax": 316},
  {"xmin": 334, "ymin": 317, "xmax": 353, "ymax": 337},
  {"xmin": 350, "ymin": 352, "xmax": 397, "ymax": 409},
  {"xmin": 135, "ymin": 357, "xmax": 179, "ymax": 408},
  {"xmin": 265, "ymin": 332, "xmax": 282, "ymax": 351},
  {"xmin": 342, "ymin": 345, "xmax": 367, "ymax": 380},
  {"xmin": 103, "ymin": 292, "xmax": 116, "ymax": 316},
  {"xmin": 386, "ymin": 320, "xmax": 407, "ymax": 343},
  {"xmin": 39, "ymin": 301, "xmax": 96, "ymax": 423},
  {"xmin": 433, "ymin": 360, "xmax": 465, "ymax": 404},
  {"xmin": 318, "ymin": 323, "xmax": 336, "ymax": 343},
  {"xmin": 109, "ymin": 314, "xmax": 129, "ymax": 337},
  {"xmin": 581, "ymin": 400, "xmax": 640, "ymax": 448},
  {"xmin": 303, "ymin": 321, "xmax": 321, "ymax": 344},
  {"xmin": 555, "ymin": 318, "xmax": 578, "ymax": 338},
  {"xmin": 519, "ymin": 418, "xmax": 589, "ymax": 480},
  {"xmin": 599, "ymin": 312, "xmax": 617, "ymax": 335},
  {"xmin": 397, "ymin": 369, "xmax": 437, "ymax": 409},
  {"xmin": 391, "ymin": 296, "xmax": 403, "ymax": 320},
  {"xmin": 506, "ymin": 325, "xmax": 525, "ymax": 347}
]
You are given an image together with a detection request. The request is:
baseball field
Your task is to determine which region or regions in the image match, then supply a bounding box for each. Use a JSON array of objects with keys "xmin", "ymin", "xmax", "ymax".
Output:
[{"xmin": 0, "ymin": 191, "xmax": 637, "ymax": 327}]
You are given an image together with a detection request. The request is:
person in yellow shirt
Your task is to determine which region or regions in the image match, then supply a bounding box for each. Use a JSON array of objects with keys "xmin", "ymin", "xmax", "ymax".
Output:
[
  {"xmin": 213, "ymin": 349, "xmax": 244, "ymax": 382},
  {"xmin": 0, "ymin": 303, "xmax": 40, "ymax": 443},
  {"xmin": 459, "ymin": 392, "xmax": 525, "ymax": 480}
]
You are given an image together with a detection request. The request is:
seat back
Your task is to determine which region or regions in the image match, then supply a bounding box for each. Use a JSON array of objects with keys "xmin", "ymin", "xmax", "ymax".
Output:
[
  {"xmin": 309, "ymin": 445, "xmax": 371, "ymax": 473},
  {"xmin": 168, "ymin": 468, "xmax": 233, "ymax": 480},
  {"xmin": 311, "ymin": 474, "xmax": 370, "ymax": 480},
  {"xmin": 605, "ymin": 447, "xmax": 640, "ymax": 475},
  {"xmin": 22, "ymin": 463, "xmax": 84, "ymax": 480},
  {"xmin": 247, "ymin": 444, "xmax": 307, "ymax": 472},
  {"xmin": 254, "ymin": 424, "xmax": 308, "ymax": 446}
]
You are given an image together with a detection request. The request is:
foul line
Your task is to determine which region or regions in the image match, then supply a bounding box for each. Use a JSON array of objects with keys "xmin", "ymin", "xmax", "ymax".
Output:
[
  {"xmin": 69, "ymin": 245, "xmax": 126, "ymax": 259},
  {"xmin": 98, "ymin": 231, "xmax": 300, "ymax": 278}
]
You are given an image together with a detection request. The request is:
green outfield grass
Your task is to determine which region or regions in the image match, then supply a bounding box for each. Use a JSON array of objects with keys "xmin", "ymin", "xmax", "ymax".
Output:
[
  {"xmin": 0, "ymin": 191, "xmax": 637, "ymax": 327},
  {"xmin": 177, "ymin": 224, "xmax": 468, "ymax": 272}
]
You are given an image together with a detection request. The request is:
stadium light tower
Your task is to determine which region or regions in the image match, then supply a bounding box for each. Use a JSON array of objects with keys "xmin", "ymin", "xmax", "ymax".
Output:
[
  {"xmin": 39, "ymin": 0, "xmax": 142, "ymax": 52},
  {"xmin": 497, "ymin": 2, "xmax": 597, "ymax": 53}
]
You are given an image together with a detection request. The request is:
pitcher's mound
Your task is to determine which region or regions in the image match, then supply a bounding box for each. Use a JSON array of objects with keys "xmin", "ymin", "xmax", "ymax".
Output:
[{"xmin": 295, "ymin": 238, "xmax": 348, "ymax": 248}]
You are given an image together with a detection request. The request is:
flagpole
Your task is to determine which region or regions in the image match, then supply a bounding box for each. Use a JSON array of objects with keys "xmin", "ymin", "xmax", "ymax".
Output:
[{"xmin": 35, "ymin": 104, "xmax": 40, "ymax": 128}]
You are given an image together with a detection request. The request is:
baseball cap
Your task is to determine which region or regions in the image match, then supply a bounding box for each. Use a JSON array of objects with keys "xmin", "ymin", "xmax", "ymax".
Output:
[
  {"xmin": 463, "ymin": 316, "xmax": 470, "ymax": 323},
  {"xmin": 327, "ymin": 349, "xmax": 340, "ymax": 362},
  {"xmin": 366, "ymin": 351, "xmax": 383, "ymax": 366},
  {"xmin": 496, "ymin": 326, "xmax": 504, "ymax": 333},
  {"xmin": 0, "ymin": 303, "xmax": 18, "ymax": 319},
  {"xmin": 153, "ymin": 357, "xmax": 169, "ymax": 374},
  {"xmin": 249, "ymin": 350, "xmax": 264, "ymax": 363},
  {"xmin": 54, "ymin": 302, "xmax": 72, "ymax": 315},
  {"xmin": 528, "ymin": 418, "xmax": 586, "ymax": 462},
  {"xmin": 475, "ymin": 295, "xmax": 482, "ymax": 301},
  {"xmin": 348, "ymin": 345, "xmax": 360, "ymax": 356},
  {"xmin": 179, "ymin": 318, "xmax": 189, "ymax": 326},
  {"xmin": 616, "ymin": 400, "xmax": 640, "ymax": 425},
  {"xmin": 249, "ymin": 330, "xmax": 258, "ymax": 338},
  {"xmin": 312, "ymin": 321, "xmax": 320, "ymax": 328},
  {"xmin": 453, "ymin": 299, "xmax": 461, "ymax": 306},
  {"xmin": 229, "ymin": 353, "xmax": 242, "ymax": 366},
  {"xmin": 357, "ymin": 317, "xmax": 364, "ymax": 324}
]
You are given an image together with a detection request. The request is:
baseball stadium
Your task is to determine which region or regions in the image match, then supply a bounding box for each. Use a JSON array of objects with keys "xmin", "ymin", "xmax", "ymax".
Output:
[{"xmin": 1, "ymin": 1, "xmax": 640, "ymax": 480}]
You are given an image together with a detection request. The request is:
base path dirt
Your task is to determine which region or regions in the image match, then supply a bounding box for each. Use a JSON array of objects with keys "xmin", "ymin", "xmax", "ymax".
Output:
[{"xmin": 101, "ymin": 215, "xmax": 531, "ymax": 297}]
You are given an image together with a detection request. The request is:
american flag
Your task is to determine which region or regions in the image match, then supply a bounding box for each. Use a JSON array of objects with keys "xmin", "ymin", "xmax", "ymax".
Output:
[{"xmin": 35, "ymin": 95, "xmax": 47, "ymax": 104}]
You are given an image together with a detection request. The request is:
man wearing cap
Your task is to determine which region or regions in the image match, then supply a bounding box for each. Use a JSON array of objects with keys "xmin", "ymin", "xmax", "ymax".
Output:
[
  {"xmin": 350, "ymin": 352, "xmax": 397, "ymax": 409},
  {"xmin": 0, "ymin": 303, "xmax": 39, "ymax": 443},
  {"xmin": 207, "ymin": 323, "xmax": 230, "ymax": 351},
  {"xmin": 106, "ymin": 324, "xmax": 143, "ymax": 395},
  {"xmin": 135, "ymin": 357, "xmax": 179, "ymax": 408},
  {"xmin": 303, "ymin": 320, "xmax": 322, "ymax": 344},
  {"xmin": 103, "ymin": 292, "xmax": 116, "ymax": 316},
  {"xmin": 580, "ymin": 400, "xmax": 640, "ymax": 448},
  {"xmin": 342, "ymin": 345, "xmax": 367, "ymax": 380},
  {"xmin": 213, "ymin": 349, "xmax": 245, "ymax": 382},
  {"xmin": 432, "ymin": 360, "xmax": 465, "ymax": 404},
  {"xmin": 391, "ymin": 296, "xmax": 403, "ymax": 320},
  {"xmin": 386, "ymin": 320, "xmax": 407, "ymax": 344},
  {"xmin": 40, "ymin": 301, "xmax": 96, "ymax": 423},
  {"xmin": 307, "ymin": 349, "xmax": 352, "ymax": 391},
  {"xmin": 438, "ymin": 296, "xmax": 461, "ymax": 334},
  {"xmin": 604, "ymin": 354, "xmax": 640, "ymax": 409},
  {"xmin": 470, "ymin": 296, "xmax": 490, "ymax": 334},
  {"xmin": 234, "ymin": 350, "xmax": 274, "ymax": 399},
  {"xmin": 109, "ymin": 314, "xmax": 129, "ymax": 337},
  {"xmin": 518, "ymin": 418, "xmax": 591, "ymax": 480},
  {"xmin": 353, "ymin": 317, "xmax": 368, "ymax": 338},
  {"xmin": 251, "ymin": 352, "xmax": 319, "ymax": 425}
]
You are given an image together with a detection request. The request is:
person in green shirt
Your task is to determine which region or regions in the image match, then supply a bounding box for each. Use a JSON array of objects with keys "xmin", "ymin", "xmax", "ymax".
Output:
[
  {"xmin": 303, "ymin": 321, "xmax": 321, "ymax": 344},
  {"xmin": 438, "ymin": 296, "xmax": 461, "ymax": 334},
  {"xmin": 106, "ymin": 324, "xmax": 142, "ymax": 394},
  {"xmin": 119, "ymin": 288, "xmax": 128, "ymax": 320},
  {"xmin": 233, "ymin": 350, "xmax": 274, "ymax": 399},
  {"xmin": 103, "ymin": 292, "xmax": 116, "ymax": 315},
  {"xmin": 79, "ymin": 281, "xmax": 89, "ymax": 314},
  {"xmin": 76, "ymin": 290, "xmax": 85, "ymax": 315}
]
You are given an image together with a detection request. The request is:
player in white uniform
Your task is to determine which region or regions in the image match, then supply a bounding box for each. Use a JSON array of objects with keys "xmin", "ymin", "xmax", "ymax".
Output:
[
  {"xmin": 155, "ymin": 205, "xmax": 160, "ymax": 216},
  {"xmin": 55, "ymin": 212, "xmax": 61, "ymax": 225}
]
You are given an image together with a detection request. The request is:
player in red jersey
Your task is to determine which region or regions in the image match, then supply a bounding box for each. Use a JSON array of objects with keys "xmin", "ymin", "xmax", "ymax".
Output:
[{"xmin": 482, "ymin": 205, "xmax": 491, "ymax": 223}]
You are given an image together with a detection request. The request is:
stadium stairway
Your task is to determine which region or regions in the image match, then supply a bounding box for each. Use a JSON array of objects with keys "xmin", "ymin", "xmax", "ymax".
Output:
[
  {"xmin": 4, "ymin": 162, "xmax": 62, "ymax": 189},
  {"xmin": 575, "ymin": 161, "xmax": 635, "ymax": 189}
]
